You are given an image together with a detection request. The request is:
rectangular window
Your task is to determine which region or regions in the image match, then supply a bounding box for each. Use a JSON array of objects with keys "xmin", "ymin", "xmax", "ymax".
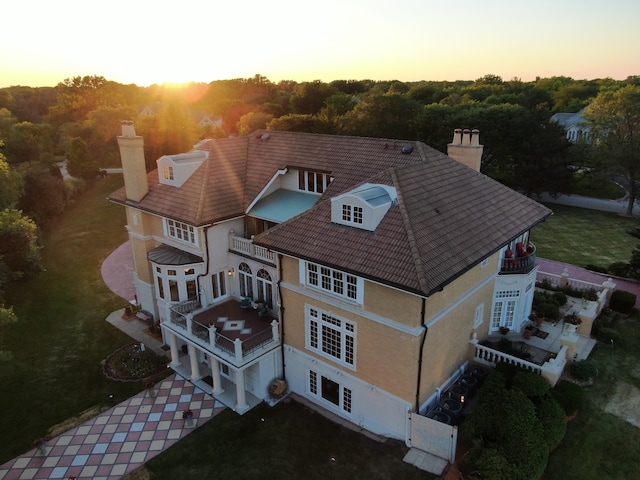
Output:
[
  {"xmin": 156, "ymin": 276, "xmax": 164, "ymax": 299},
  {"xmin": 353, "ymin": 206, "xmax": 363, "ymax": 224},
  {"xmin": 298, "ymin": 170, "xmax": 332, "ymax": 193},
  {"xmin": 163, "ymin": 165, "xmax": 174, "ymax": 180},
  {"xmin": 309, "ymin": 370, "xmax": 317, "ymax": 395},
  {"xmin": 343, "ymin": 387, "xmax": 352, "ymax": 413},
  {"xmin": 169, "ymin": 279, "xmax": 179, "ymax": 302},
  {"xmin": 211, "ymin": 271, "xmax": 227, "ymax": 299},
  {"xmin": 321, "ymin": 376, "xmax": 340, "ymax": 406},
  {"xmin": 306, "ymin": 262, "xmax": 360, "ymax": 303},
  {"xmin": 307, "ymin": 307, "xmax": 356, "ymax": 367},
  {"xmin": 342, "ymin": 204, "xmax": 351, "ymax": 221},
  {"xmin": 474, "ymin": 303, "xmax": 484, "ymax": 328},
  {"xmin": 186, "ymin": 279, "xmax": 197, "ymax": 300},
  {"xmin": 165, "ymin": 219, "xmax": 197, "ymax": 245}
]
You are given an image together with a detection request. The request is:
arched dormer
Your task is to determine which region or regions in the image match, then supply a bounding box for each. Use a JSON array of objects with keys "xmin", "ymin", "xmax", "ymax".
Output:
[{"xmin": 330, "ymin": 183, "xmax": 397, "ymax": 231}]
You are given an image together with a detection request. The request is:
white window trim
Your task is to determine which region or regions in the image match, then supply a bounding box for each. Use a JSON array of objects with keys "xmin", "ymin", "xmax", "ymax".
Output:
[
  {"xmin": 163, "ymin": 218, "xmax": 199, "ymax": 247},
  {"xmin": 474, "ymin": 303, "xmax": 484, "ymax": 329},
  {"xmin": 307, "ymin": 369, "xmax": 353, "ymax": 415},
  {"xmin": 305, "ymin": 305, "xmax": 356, "ymax": 369},
  {"xmin": 300, "ymin": 261, "xmax": 363, "ymax": 305}
]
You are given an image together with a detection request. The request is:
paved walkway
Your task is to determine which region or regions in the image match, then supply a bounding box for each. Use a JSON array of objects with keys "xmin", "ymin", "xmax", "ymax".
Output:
[{"xmin": 0, "ymin": 375, "xmax": 225, "ymax": 480}]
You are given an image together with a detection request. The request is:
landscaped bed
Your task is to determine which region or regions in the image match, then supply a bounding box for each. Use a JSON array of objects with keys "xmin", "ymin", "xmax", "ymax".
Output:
[{"xmin": 103, "ymin": 342, "xmax": 169, "ymax": 382}]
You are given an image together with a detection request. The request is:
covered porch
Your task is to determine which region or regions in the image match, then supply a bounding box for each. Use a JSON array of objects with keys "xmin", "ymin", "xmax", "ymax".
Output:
[{"xmin": 161, "ymin": 298, "xmax": 283, "ymax": 415}]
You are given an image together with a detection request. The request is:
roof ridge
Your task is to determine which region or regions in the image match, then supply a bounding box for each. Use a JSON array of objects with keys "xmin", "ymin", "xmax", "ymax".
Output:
[
  {"xmin": 390, "ymin": 167, "xmax": 429, "ymax": 294},
  {"xmin": 194, "ymin": 154, "xmax": 212, "ymax": 225}
]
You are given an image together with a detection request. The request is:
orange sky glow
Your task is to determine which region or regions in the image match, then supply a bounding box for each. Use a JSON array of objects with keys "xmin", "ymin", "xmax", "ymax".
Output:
[{"xmin": 2, "ymin": 0, "xmax": 639, "ymax": 88}]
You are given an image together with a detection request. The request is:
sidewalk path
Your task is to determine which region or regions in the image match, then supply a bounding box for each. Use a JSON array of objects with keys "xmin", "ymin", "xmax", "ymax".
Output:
[{"xmin": 0, "ymin": 374, "xmax": 225, "ymax": 480}]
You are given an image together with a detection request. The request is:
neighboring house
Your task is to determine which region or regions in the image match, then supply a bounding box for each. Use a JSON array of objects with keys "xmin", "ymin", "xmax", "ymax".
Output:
[
  {"xmin": 110, "ymin": 124, "xmax": 553, "ymax": 448},
  {"xmin": 551, "ymin": 107, "xmax": 591, "ymax": 143}
]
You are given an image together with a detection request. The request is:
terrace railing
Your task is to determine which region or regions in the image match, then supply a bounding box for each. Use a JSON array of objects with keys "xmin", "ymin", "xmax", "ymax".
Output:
[
  {"xmin": 500, "ymin": 243, "xmax": 537, "ymax": 274},
  {"xmin": 165, "ymin": 306, "xmax": 280, "ymax": 366},
  {"xmin": 229, "ymin": 231, "xmax": 276, "ymax": 264}
]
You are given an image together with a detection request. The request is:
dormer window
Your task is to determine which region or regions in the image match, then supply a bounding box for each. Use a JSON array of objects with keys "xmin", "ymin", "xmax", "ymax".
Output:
[
  {"xmin": 342, "ymin": 205, "xmax": 363, "ymax": 224},
  {"xmin": 157, "ymin": 151, "xmax": 207, "ymax": 187},
  {"xmin": 331, "ymin": 183, "xmax": 397, "ymax": 231}
]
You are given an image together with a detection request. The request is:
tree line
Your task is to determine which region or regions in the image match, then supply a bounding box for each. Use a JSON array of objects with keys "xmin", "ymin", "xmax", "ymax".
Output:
[{"xmin": 1, "ymin": 73, "xmax": 640, "ymax": 333}]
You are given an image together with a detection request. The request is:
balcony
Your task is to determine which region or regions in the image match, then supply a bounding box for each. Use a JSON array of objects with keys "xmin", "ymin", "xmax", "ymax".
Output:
[
  {"xmin": 500, "ymin": 242, "xmax": 537, "ymax": 274},
  {"xmin": 229, "ymin": 232, "xmax": 275, "ymax": 264},
  {"xmin": 163, "ymin": 299, "xmax": 280, "ymax": 367}
]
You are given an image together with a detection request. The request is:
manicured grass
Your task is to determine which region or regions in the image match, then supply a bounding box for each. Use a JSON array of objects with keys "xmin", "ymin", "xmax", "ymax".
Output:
[
  {"xmin": 544, "ymin": 315, "xmax": 640, "ymax": 479},
  {"xmin": 145, "ymin": 400, "xmax": 429, "ymax": 480},
  {"xmin": 531, "ymin": 204, "xmax": 638, "ymax": 268},
  {"xmin": 0, "ymin": 175, "xmax": 143, "ymax": 463}
]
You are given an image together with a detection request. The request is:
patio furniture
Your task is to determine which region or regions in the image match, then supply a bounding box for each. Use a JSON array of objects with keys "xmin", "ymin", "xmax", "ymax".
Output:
[{"xmin": 240, "ymin": 297, "xmax": 252, "ymax": 309}]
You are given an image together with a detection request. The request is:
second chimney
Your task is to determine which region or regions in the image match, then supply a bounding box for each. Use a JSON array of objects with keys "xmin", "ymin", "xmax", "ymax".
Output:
[{"xmin": 447, "ymin": 128, "xmax": 483, "ymax": 171}]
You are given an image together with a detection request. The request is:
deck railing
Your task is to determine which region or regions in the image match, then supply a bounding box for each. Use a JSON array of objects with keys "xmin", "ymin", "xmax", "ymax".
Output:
[
  {"xmin": 165, "ymin": 306, "xmax": 280, "ymax": 365},
  {"xmin": 500, "ymin": 243, "xmax": 537, "ymax": 274},
  {"xmin": 470, "ymin": 338, "xmax": 567, "ymax": 386},
  {"xmin": 229, "ymin": 232, "xmax": 276, "ymax": 264}
]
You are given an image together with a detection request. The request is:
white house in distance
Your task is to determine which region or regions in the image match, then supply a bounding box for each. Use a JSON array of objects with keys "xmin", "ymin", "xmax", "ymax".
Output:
[
  {"xmin": 551, "ymin": 108, "xmax": 591, "ymax": 143},
  {"xmin": 110, "ymin": 124, "xmax": 555, "ymax": 453}
]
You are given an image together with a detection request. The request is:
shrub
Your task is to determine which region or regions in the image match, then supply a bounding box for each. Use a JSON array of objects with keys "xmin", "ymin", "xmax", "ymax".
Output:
[
  {"xmin": 585, "ymin": 263, "xmax": 608, "ymax": 274},
  {"xmin": 595, "ymin": 326, "xmax": 621, "ymax": 345},
  {"xmin": 512, "ymin": 371, "xmax": 551, "ymax": 399},
  {"xmin": 569, "ymin": 360, "xmax": 598, "ymax": 382},
  {"xmin": 536, "ymin": 394, "xmax": 568, "ymax": 449},
  {"xmin": 551, "ymin": 291, "xmax": 568, "ymax": 307},
  {"xmin": 609, "ymin": 290, "xmax": 636, "ymax": 314},
  {"xmin": 552, "ymin": 380, "xmax": 585, "ymax": 415},
  {"xmin": 608, "ymin": 261, "xmax": 631, "ymax": 277},
  {"xmin": 542, "ymin": 302, "xmax": 560, "ymax": 321}
]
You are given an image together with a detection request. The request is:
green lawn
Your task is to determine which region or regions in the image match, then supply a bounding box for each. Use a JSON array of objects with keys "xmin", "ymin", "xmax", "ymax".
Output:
[
  {"xmin": 2, "ymin": 180, "xmax": 640, "ymax": 479},
  {"xmin": 532, "ymin": 203, "xmax": 638, "ymax": 268},
  {"xmin": 0, "ymin": 175, "xmax": 142, "ymax": 463}
]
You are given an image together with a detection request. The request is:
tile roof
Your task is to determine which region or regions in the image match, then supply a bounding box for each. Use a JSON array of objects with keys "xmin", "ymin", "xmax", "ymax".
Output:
[{"xmin": 109, "ymin": 130, "xmax": 551, "ymax": 296}]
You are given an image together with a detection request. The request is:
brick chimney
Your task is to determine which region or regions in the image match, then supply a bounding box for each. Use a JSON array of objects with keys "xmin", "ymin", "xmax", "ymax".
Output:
[
  {"xmin": 447, "ymin": 128, "xmax": 483, "ymax": 171},
  {"xmin": 117, "ymin": 121, "xmax": 148, "ymax": 202}
]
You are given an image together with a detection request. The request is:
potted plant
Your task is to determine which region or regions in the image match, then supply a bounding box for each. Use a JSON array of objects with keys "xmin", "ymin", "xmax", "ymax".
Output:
[
  {"xmin": 523, "ymin": 324, "xmax": 535, "ymax": 339},
  {"xmin": 499, "ymin": 326, "xmax": 510, "ymax": 335}
]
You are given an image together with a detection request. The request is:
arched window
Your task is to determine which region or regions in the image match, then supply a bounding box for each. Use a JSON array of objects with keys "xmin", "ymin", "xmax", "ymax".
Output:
[
  {"xmin": 238, "ymin": 263, "xmax": 253, "ymax": 299},
  {"xmin": 257, "ymin": 269, "xmax": 273, "ymax": 306}
]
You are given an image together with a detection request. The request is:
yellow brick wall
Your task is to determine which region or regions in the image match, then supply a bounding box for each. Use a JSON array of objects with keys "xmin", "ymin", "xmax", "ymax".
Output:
[{"xmin": 281, "ymin": 253, "xmax": 498, "ymax": 405}]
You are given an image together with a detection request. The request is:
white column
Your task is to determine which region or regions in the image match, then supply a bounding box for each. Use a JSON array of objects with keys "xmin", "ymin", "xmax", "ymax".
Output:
[
  {"xmin": 168, "ymin": 331, "xmax": 181, "ymax": 368},
  {"xmin": 271, "ymin": 319, "xmax": 279, "ymax": 343},
  {"xmin": 235, "ymin": 370, "xmax": 249, "ymax": 412},
  {"xmin": 188, "ymin": 344, "xmax": 202, "ymax": 381},
  {"xmin": 208, "ymin": 356, "xmax": 224, "ymax": 395}
]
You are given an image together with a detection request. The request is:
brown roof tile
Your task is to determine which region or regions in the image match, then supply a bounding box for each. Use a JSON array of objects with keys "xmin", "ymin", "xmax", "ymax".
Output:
[{"xmin": 110, "ymin": 130, "xmax": 551, "ymax": 295}]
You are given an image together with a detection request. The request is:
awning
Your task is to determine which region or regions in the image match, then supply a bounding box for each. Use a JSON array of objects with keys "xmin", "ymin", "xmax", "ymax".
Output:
[{"xmin": 148, "ymin": 244, "xmax": 203, "ymax": 265}]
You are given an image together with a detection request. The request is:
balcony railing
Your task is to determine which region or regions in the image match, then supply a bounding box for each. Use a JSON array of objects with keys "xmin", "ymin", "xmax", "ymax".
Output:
[
  {"xmin": 229, "ymin": 232, "xmax": 276, "ymax": 264},
  {"xmin": 470, "ymin": 338, "xmax": 567, "ymax": 386},
  {"xmin": 500, "ymin": 242, "xmax": 537, "ymax": 274},
  {"xmin": 165, "ymin": 305, "xmax": 280, "ymax": 366}
]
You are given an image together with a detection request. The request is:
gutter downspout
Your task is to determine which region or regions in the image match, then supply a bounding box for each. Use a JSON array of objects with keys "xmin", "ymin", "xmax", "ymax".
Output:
[
  {"xmin": 415, "ymin": 297, "xmax": 428, "ymax": 412},
  {"xmin": 196, "ymin": 224, "xmax": 214, "ymax": 306},
  {"xmin": 277, "ymin": 254, "xmax": 286, "ymax": 380}
]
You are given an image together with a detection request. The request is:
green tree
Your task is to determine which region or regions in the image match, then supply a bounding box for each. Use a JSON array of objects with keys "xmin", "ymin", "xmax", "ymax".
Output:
[
  {"xmin": 584, "ymin": 85, "xmax": 640, "ymax": 215},
  {"xmin": 0, "ymin": 208, "xmax": 42, "ymax": 282},
  {"xmin": 237, "ymin": 112, "xmax": 274, "ymax": 136},
  {"xmin": 66, "ymin": 137, "xmax": 98, "ymax": 180},
  {"xmin": 290, "ymin": 81, "xmax": 337, "ymax": 115},
  {"xmin": 0, "ymin": 151, "xmax": 24, "ymax": 210},
  {"xmin": 18, "ymin": 168, "xmax": 66, "ymax": 224},
  {"xmin": 2, "ymin": 121, "xmax": 55, "ymax": 164},
  {"xmin": 341, "ymin": 93, "xmax": 422, "ymax": 139}
]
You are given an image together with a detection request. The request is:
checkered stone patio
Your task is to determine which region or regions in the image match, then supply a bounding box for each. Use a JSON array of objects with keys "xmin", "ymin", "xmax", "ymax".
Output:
[{"xmin": 0, "ymin": 374, "xmax": 225, "ymax": 480}]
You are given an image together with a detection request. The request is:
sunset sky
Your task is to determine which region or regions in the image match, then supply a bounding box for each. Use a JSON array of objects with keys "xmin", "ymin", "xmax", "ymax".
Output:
[{"xmin": 2, "ymin": 0, "xmax": 639, "ymax": 88}]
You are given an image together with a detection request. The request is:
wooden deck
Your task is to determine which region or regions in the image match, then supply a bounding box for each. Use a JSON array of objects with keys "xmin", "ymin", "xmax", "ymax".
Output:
[{"xmin": 191, "ymin": 299, "xmax": 275, "ymax": 342}]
